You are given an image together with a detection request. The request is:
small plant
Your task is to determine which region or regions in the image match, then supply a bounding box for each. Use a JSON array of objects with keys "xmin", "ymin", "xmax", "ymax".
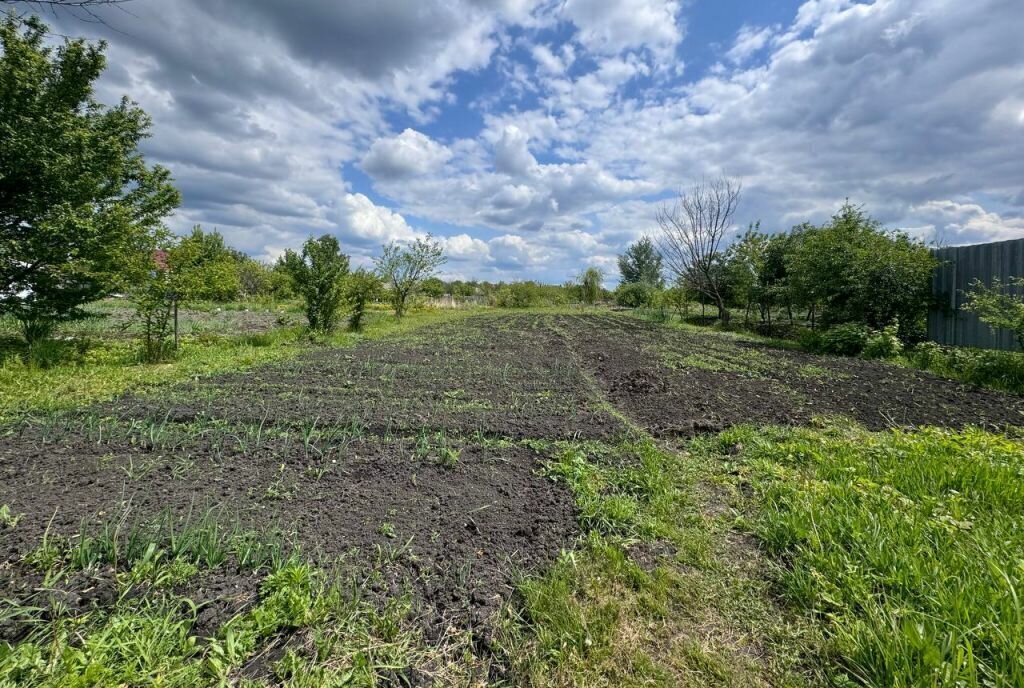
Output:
[
  {"xmin": 862, "ymin": 321, "xmax": 903, "ymax": 359},
  {"xmin": 378, "ymin": 521, "xmax": 396, "ymax": 539},
  {"xmin": 0, "ymin": 504, "xmax": 22, "ymax": 529}
]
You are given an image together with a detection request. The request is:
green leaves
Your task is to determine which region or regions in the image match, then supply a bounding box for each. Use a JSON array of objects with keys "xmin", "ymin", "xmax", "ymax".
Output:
[
  {"xmin": 964, "ymin": 277, "xmax": 1024, "ymax": 350},
  {"xmin": 0, "ymin": 15, "xmax": 180, "ymax": 343},
  {"xmin": 373, "ymin": 236, "xmax": 446, "ymax": 317},
  {"xmin": 279, "ymin": 235, "xmax": 350, "ymax": 333}
]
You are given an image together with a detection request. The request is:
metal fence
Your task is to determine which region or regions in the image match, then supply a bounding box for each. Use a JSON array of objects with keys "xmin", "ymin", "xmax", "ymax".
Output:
[{"xmin": 928, "ymin": 237, "xmax": 1024, "ymax": 351}]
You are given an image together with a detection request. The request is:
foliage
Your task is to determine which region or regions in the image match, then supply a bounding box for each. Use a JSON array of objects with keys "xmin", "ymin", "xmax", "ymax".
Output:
[
  {"xmin": 723, "ymin": 424, "xmax": 1024, "ymax": 688},
  {"xmin": 492, "ymin": 281, "xmax": 562, "ymax": 308},
  {"xmin": 419, "ymin": 276, "xmax": 446, "ymax": 299},
  {"xmin": 963, "ymin": 277, "xmax": 1024, "ymax": 350},
  {"xmin": 0, "ymin": 16, "xmax": 180, "ymax": 344},
  {"xmin": 579, "ymin": 267, "xmax": 603, "ymax": 305},
  {"xmin": 614, "ymin": 282, "xmax": 658, "ymax": 309},
  {"xmin": 905, "ymin": 341, "xmax": 1024, "ymax": 395},
  {"xmin": 343, "ymin": 269, "xmax": 381, "ymax": 331},
  {"xmin": 786, "ymin": 203, "xmax": 936, "ymax": 339},
  {"xmin": 800, "ymin": 323, "xmax": 869, "ymax": 356},
  {"xmin": 862, "ymin": 322, "xmax": 903, "ymax": 359},
  {"xmin": 278, "ymin": 235, "xmax": 350, "ymax": 333},
  {"xmin": 374, "ymin": 236, "xmax": 446, "ymax": 317},
  {"xmin": 617, "ymin": 236, "xmax": 663, "ymax": 287}
]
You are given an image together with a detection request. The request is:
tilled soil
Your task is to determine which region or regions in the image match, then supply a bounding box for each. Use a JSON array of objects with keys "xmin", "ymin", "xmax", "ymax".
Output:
[
  {"xmin": 553, "ymin": 313, "xmax": 1024, "ymax": 435},
  {"xmin": 2, "ymin": 311, "xmax": 1021, "ymax": 650},
  {"xmin": 0, "ymin": 431, "xmax": 574, "ymax": 641}
]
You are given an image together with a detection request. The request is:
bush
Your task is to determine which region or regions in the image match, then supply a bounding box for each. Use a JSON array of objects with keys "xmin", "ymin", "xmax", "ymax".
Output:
[
  {"xmin": 802, "ymin": 323, "xmax": 869, "ymax": 356},
  {"xmin": 906, "ymin": 342, "xmax": 1024, "ymax": 395},
  {"xmin": 343, "ymin": 270, "xmax": 381, "ymax": 332},
  {"xmin": 278, "ymin": 235, "xmax": 350, "ymax": 333},
  {"xmin": 863, "ymin": 322, "xmax": 903, "ymax": 359},
  {"xmin": 614, "ymin": 283, "xmax": 658, "ymax": 309}
]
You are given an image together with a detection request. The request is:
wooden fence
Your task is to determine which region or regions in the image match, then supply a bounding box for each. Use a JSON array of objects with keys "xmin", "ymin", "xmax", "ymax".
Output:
[{"xmin": 928, "ymin": 237, "xmax": 1024, "ymax": 351}]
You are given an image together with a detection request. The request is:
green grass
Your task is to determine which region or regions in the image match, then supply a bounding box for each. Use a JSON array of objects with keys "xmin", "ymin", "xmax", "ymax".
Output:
[
  {"xmin": 706, "ymin": 422, "xmax": 1024, "ymax": 687},
  {"xmin": 496, "ymin": 438, "xmax": 814, "ymax": 687}
]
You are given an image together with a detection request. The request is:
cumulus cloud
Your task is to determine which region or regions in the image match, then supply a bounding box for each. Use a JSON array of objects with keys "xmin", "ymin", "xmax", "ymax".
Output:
[
  {"xmin": 361, "ymin": 129, "xmax": 453, "ymax": 179},
  {"xmin": 41, "ymin": 0, "xmax": 1024, "ymax": 283}
]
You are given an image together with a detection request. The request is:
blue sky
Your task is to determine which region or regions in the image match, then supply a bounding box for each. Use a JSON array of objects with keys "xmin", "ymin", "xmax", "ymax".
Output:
[{"xmin": 54, "ymin": 0, "xmax": 1024, "ymax": 283}]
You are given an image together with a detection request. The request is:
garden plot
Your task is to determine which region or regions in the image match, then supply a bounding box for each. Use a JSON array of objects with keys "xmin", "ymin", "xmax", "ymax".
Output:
[
  {"xmin": 2, "ymin": 311, "xmax": 1023, "ymax": 686},
  {"xmin": 552, "ymin": 313, "xmax": 1024, "ymax": 436},
  {"xmin": 102, "ymin": 315, "xmax": 623, "ymax": 440}
]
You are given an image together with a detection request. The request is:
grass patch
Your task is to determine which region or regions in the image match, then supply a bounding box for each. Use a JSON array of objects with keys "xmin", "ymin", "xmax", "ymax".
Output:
[
  {"xmin": 710, "ymin": 422, "xmax": 1024, "ymax": 687},
  {"xmin": 499, "ymin": 438, "xmax": 813, "ymax": 687}
]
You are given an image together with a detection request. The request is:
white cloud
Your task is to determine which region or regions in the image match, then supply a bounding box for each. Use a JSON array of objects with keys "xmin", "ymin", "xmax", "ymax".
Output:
[
  {"xmin": 560, "ymin": 0, "xmax": 684, "ymax": 61},
  {"xmin": 361, "ymin": 129, "xmax": 453, "ymax": 179}
]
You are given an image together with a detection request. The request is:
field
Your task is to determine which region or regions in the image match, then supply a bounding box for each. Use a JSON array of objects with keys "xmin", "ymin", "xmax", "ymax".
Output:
[{"xmin": 1, "ymin": 311, "xmax": 1022, "ymax": 687}]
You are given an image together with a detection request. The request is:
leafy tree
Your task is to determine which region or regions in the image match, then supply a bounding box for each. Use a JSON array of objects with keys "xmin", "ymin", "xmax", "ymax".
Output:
[
  {"xmin": 579, "ymin": 267, "xmax": 603, "ymax": 305},
  {"xmin": 128, "ymin": 226, "xmax": 244, "ymax": 360},
  {"xmin": 618, "ymin": 236, "xmax": 663, "ymax": 286},
  {"xmin": 787, "ymin": 203, "xmax": 935, "ymax": 339},
  {"xmin": 420, "ymin": 276, "xmax": 446, "ymax": 299},
  {"xmin": 169, "ymin": 226, "xmax": 241, "ymax": 302},
  {"xmin": 374, "ymin": 236, "xmax": 446, "ymax": 317},
  {"xmin": 343, "ymin": 269, "xmax": 382, "ymax": 332},
  {"xmin": 0, "ymin": 15, "xmax": 180, "ymax": 343},
  {"xmin": 964, "ymin": 277, "xmax": 1024, "ymax": 350},
  {"xmin": 279, "ymin": 235, "xmax": 350, "ymax": 332}
]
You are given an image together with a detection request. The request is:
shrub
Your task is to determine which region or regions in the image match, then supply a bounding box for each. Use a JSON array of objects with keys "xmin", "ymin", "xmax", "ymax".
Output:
[
  {"xmin": 614, "ymin": 282, "xmax": 658, "ymax": 309},
  {"xmin": 343, "ymin": 269, "xmax": 381, "ymax": 332},
  {"xmin": 278, "ymin": 235, "xmax": 350, "ymax": 333},
  {"xmin": 802, "ymin": 323, "xmax": 869, "ymax": 356},
  {"xmin": 862, "ymin": 322, "xmax": 903, "ymax": 359},
  {"xmin": 963, "ymin": 277, "xmax": 1024, "ymax": 350},
  {"xmin": 905, "ymin": 342, "xmax": 1024, "ymax": 395}
]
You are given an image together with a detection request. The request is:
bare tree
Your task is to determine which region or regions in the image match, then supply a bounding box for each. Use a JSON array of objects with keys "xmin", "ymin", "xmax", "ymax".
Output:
[
  {"xmin": 2, "ymin": 1, "xmax": 132, "ymax": 24},
  {"xmin": 656, "ymin": 177, "xmax": 742, "ymax": 324}
]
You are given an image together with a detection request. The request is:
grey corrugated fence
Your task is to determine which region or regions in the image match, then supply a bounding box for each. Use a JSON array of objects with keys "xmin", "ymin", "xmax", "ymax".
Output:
[{"xmin": 928, "ymin": 237, "xmax": 1024, "ymax": 351}]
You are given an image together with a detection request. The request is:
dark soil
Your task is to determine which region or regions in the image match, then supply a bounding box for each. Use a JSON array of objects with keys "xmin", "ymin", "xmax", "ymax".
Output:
[
  {"xmin": 551, "ymin": 313, "xmax": 1024, "ymax": 436},
  {"xmin": 103, "ymin": 315, "xmax": 623, "ymax": 441},
  {"xmin": 2, "ymin": 311, "xmax": 1021, "ymax": 654},
  {"xmin": 0, "ymin": 431, "xmax": 575, "ymax": 641}
]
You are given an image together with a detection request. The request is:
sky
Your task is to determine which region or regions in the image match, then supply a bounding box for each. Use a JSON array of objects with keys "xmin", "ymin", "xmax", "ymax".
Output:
[{"xmin": 44, "ymin": 0, "xmax": 1024, "ymax": 283}]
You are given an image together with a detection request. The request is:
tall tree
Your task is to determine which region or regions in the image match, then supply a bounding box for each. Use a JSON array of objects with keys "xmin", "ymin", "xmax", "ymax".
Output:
[
  {"xmin": 374, "ymin": 236, "xmax": 446, "ymax": 317},
  {"xmin": 656, "ymin": 177, "xmax": 741, "ymax": 324},
  {"xmin": 579, "ymin": 267, "xmax": 603, "ymax": 305},
  {"xmin": 618, "ymin": 236, "xmax": 663, "ymax": 286},
  {"xmin": 0, "ymin": 15, "xmax": 180, "ymax": 343},
  {"xmin": 279, "ymin": 235, "xmax": 350, "ymax": 333}
]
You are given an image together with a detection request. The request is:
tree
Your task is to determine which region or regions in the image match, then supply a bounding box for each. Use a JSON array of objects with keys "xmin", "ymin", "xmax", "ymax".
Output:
[
  {"xmin": 343, "ymin": 269, "xmax": 382, "ymax": 332},
  {"xmin": 656, "ymin": 177, "xmax": 741, "ymax": 324},
  {"xmin": 579, "ymin": 267, "xmax": 603, "ymax": 305},
  {"xmin": 374, "ymin": 236, "xmax": 446, "ymax": 317},
  {"xmin": 0, "ymin": 15, "xmax": 180, "ymax": 344},
  {"xmin": 964, "ymin": 277, "xmax": 1024, "ymax": 350},
  {"xmin": 787, "ymin": 203, "xmax": 936, "ymax": 339},
  {"xmin": 279, "ymin": 235, "xmax": 350, "ymax": 333},
  {"xmin": 420, "ymin": 276, "xmax": 446, "ymax": 299},
  {"xmin": 618, "ymin": 236, "xmax": 663, "ymax": 286},
  {"xmin": 170, "ymin": 226, "xmax": 242, "ymax": 302}
]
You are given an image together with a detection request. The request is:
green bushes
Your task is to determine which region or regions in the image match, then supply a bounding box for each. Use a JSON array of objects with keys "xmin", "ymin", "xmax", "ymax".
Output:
[
  {"xmin": 614, "ymin": 282, "xmax": 658, "ymax": 309},
  {"xmin": 905, "ymin": 342, "xmax": 1024, "ymax": 395},
  {"xmin": 800, "ymin": 323, "xmax": 869, "ymax": 356},
  {"xmin": 278, "ymin": 235, "xmax": 350, "ymax": 333}
]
